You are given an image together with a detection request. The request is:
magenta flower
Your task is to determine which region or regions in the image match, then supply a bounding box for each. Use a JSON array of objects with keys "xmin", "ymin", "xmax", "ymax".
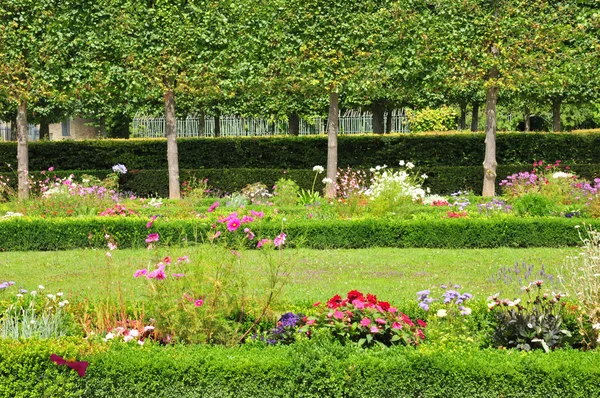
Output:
[
  {"xmin": 194, "ymin": 299, "xmax": 204, "ymax": 307},
  {"xmin": 207, "ymin": 201, "xmax": 219, "ymax": 213},
  {"xmin": 177, "ymin": 256, "xmax": 189, "ymax": 263},
  {"xmin": 360, "ymin": 318, "xmax": 371, "ymax": 327},
  {"xmin": 273, "ymin": 233, "xmax": 287, "ymax": 247},
  {"xmin": 48, "ymin": 166, "xmax": 54, "ymax": 172},
  {"xmin": 227, "ymin": 218, "xmax": 241, "ymax": 231},
  {"xmin": 145, "ymin": 233, "xmax": 159, "ymax": 243},
  {"xmin": 251, "ymin": 210, "xmax": 264, "ymax": 218},
  {"xmin": 369, "ymin": 326, "xmax": 379, "ymax": 334},
  {"xmin": 134, "ymin": 269, "xmax": 147, "ymax": 278},
  {"xmin": 333, "ymin": 310, "xmax": 344, "ymax": 320},
  {"xmin": 172, "ymin": 273, "xmax": 185, "ymax": 278},
  {"xmin": 352, "ymin": 299, "xmax": 365, "ymax": 309},
  {"xmin": 375, "ymin": 318, "xmax": 386, "ymax": 325},
  {"xmin": 241, "ymin": 215, "xmax": 254, "ymax": 223},
  {"xmin": 392, "ymin": 322, "xmax": 402, "ymax": 330}
]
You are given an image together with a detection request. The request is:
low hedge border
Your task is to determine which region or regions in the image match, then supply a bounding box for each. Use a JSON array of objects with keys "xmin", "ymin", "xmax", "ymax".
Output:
[
  {"xmin": 1, "ymin": 338, "xmax": 599, "ymax": 397},
  {"xmin": 0, "ymin": 217, "xmax": 598, "ymax": 251},
  {"xmin": 4, "ymin": 164, "xmax": 600, "ymax": 197}
]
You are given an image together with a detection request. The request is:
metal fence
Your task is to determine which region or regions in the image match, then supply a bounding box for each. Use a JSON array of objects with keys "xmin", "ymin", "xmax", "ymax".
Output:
[{"xmin": 131, "ymin": 110, "xmax": 410, "ymax": 138}]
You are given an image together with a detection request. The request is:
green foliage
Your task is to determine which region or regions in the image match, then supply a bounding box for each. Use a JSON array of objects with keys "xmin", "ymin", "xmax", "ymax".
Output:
[
  {"xmin": 406, "ymin": 106, "xmax": 458, "ymax": 132},
  {"xmin": 272, "ymin": 178, "xmax": 299, "ymax": 207},
  {"xmin": 2, "ymin": 339, "xmax": 600, "ymax": 397},
  {"xmin": 489, "ymin": 284, "xmax": 573, "ymax": 352},
  {"xmin": 1, "ymin": 217, "xmax": 599, "ymax": 251},
  {"xmin": 512, "ymin": 193, "xmax": 559, "ymax": 217}
]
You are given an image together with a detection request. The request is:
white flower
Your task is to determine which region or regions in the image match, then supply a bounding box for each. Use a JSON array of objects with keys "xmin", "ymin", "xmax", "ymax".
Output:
[
  {"xmin": 137, "ymin": 339, "xmax": 145, "ymax": 346},
  {"xmin": 322, "ymin": 177, "xmax": 333, "ymax": 184},
  {"xmin": 508, "ymin": 299, "xmax": 521, "ymax": 307},
  {"xmin": 56, "ymin": 292, "xmax": 63, "ymax": 297},
  {"xmin": 592, "ymin": 323, "xmax": 600, "ymax": 330},
  {"xmin": 58, "ymin": 300, "xmax": 69, "ymax": 307},
  {"xmin": 369, "ymin": 168, "xmax": 376, "ymax": 172},
  {"xmin": 436, "ymin": 309, "xmax": 447, "ymax": 318},
  {"xmin": 16, "ymin": 293, "xmax": 23, "ymax": 298},
  {"xmin": 38, "ymin": 285, "xmax": 45, "ymax": 290},
  {"xmin": 144, "ymin": 326, "xmax": 155, "ymax": 332},
  {"xmin": 487, "ymin": 302, "xmax": 495, "ymax": 309},
  {"xmin": 421, "ymin": 174, "xmax": 428, "ymax": 180},
  {"xmin": 105, "ymin": 332, "xmax": 115, "ymax": 340},
  {"xmin": 575, "ymin": 225, "xmax": 580, "ymax": 229},
  {"xmin": 406, "ymin": 162, "xmax": 415, "ymax": 169},
  {"xmin": 375, "ymin": 166, "xmax": 381, "ymax": 171},
  {"xmin": 30, "ymin": 320, "xmax": 36, "ymax": 325},
  {"xmin": 47, "ymin": 294, "xmax": 56, "ymax": 300},
  {"xmin": 312, "ymin": 165, "xmax": 324, "ymax": 173},
  {"xmin": 30, "ymin": 291, "xmax": 37, "ymax": 296},
  {"xmin": 129, "ymin": 329, "xmax": 139, "ymax": 337},
  {"xmin": 123, "ymin": 335, "xmax": 134, "ymax": 342},
  {"xmin": 552, "ymin": 172, "xmax": 573, "ymax": 179},
  {"xmin": 399, "ymin": 160, "xmax": 405, "ymax": 166},
  {"xmin": 461, "ymin": 307, "xmax": 472, "ymax": 315}
]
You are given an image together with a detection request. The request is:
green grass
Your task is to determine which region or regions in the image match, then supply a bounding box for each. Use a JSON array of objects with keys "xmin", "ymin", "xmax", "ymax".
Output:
[{"xmin": 1, "ymin": 246, "xmax": 576, "ymax": 308}]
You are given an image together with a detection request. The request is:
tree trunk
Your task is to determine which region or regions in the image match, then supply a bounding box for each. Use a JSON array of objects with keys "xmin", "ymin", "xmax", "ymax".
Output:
[
  {"xmin": 385, "ymin": 109, "xmax": 392, "ymax": 133},
  {"xmin": 16, "ymin": 100, "xmax": 29, "ymax": 201},
  {"xmin": 372, "ymin": 100, "xmax": 385, "ymax": 134},
  {"xmin": 552, "ymin": 98, "xmax": 561, "ymax": 132},
  {"xmin": 164, "ymin": 88, "xmax": 181, "ymax": 199},
  {"xmin": 199, "ymin": 112, "xmax": 205, "ymax": 137},
  {"xmin": 10, "ymin": 116, "xmax": 17, "ymax": 141},
  {"xmin": 39, "ymin": 119, "xmax": 50, "ymax": 140},
  {"xmin": 471, "ymin": 102, "xmax": 480, "ymax": 132},
  {"xmin": 288, "ymin": 111, "xmax": 300, "ymax": 136},
  {"xmin": 524, "ymin": 106, "xmax": 530, "ymax": 132},
  {"xmin": 214, "ymin": 110, "xmax": 221, "ymax": 137},
  {"xmin": 459, "ymin": 102, "xmax": 467, "ymax": 130},
  {"xmin": 325, "ymin": 92, "xmax": 339, "ymax": 199},
  {"xmin": 482, "ymin": 70, "xmax": 499, "ymax": 197},
  {"xmin": 99, "ymin": 116, "xmax": 106, "ymax": 137}
]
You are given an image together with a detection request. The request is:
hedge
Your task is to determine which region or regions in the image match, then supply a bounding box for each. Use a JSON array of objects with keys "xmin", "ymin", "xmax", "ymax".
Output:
[
  {"xmin": 4, "ymin": 163, "xmax": 600, "ymax": 197},
  {"xmin": 2, "ymin": 132, "xmax": 600, "ymax": 172},
  {"xmin": 1, "ymin": 338, "xmax": 599, "ymax": 397},
  {"xmin": 1, "ymin": 217, "xmax": 598, "ymax": 251}
]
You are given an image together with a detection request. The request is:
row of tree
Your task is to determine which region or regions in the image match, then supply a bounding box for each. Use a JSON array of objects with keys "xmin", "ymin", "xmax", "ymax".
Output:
[{"xmin": 1, "ymin": 0, "xmax": 599, "ymax": 199}]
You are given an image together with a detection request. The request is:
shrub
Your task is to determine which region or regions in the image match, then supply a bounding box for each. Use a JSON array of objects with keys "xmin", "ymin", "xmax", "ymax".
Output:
[
  {"xmin": 272, "ymin": 178, "xmax": 299, "ymax": 207},
  {"xmin": 405, "ymin": 106, "xmax": 458, "ymax": 132},
  {"xmin": 512, "ymin": 193, "xmax": 558, "ymax": 217}
]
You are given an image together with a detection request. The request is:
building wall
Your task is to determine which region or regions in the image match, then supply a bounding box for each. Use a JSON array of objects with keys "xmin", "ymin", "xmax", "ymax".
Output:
[{"xmin": 49, "ymin": 117, "xmax": 99, "ymax": 140}]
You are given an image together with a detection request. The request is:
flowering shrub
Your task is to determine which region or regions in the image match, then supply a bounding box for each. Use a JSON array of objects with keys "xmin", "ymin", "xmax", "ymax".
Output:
[
  {"xmin": 298, "ymin": 166, "xmax": 325, "ymax": 205},
  {"xmin": 366, "ymin": 162, "xmax": 427, "ymax": 203},
  {"xmin": 254, "ymin": 312, "xmax": 303, "ymax": 345},
  {"xmin": 99, "ymin": 203, "xmax": 138, "ymax": 217},
  {"xmin": 488, "ymin": 281, "xmax": 572, "ymax": 352},
  {"xmin": 500, "ymin": 171, "xmax": 542, "ymax": 198},
  {"xmin": 477, "ymin": 199, "xmax": 512, "ymax": 215},
  {"xmin": 449, "ymin": 191, "xmax": 471, "ymax": 210},
  {"xmin": 272, "ymin": 178, "xmax": 299, "ymax": 207},
  {"xmin": 299, "ymin": 290, "xmax": 426, "ymax": 348},
  {"xmin": 336, "ymin": 167, "xmax": 369, "ymax": 199},
  {"xmin": 416, "ymin": 285, "xmax": 473, "ymax": 315},
  {"xmin": 241, "ymin": 182, "xmax": 272, "ymax": 204},
  {"xmin": 446, "ymin": 211, "xmax": 468, "ymax": 218},
  {"xmin": 181, "ymin": 174, "xmax": 210, "ymax": 199}
]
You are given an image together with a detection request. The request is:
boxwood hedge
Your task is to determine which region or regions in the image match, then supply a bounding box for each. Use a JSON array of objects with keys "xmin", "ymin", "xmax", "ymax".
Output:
[
  {"xmin": 0, "ymin": 217, "xmax": 597, "ymax": 251},
  {"xmin": 1, "ymin": 338, "xmax": 599, "ymax": 398}
]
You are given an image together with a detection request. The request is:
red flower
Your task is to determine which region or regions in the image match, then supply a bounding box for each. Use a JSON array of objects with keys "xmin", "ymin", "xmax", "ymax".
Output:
[
  {"xmin": 50, "ymin": 354, "xmax": 89, "ymax": 377},
  {"xmin": 327, "ymin": 294, "xmax": 343, "ymax": 309},
  {"xmin": 366, "ymin": 293, "xmax": 378, "ymax": 304},
  {"xmin": 400, "ymin": 313, "xmax": 415, "ymax": 327},
  {"xmin": 378, "ymin": 301, "xmax": 390, "ymax": 311},
  {"xmin": 347, "ymin": 290, "xmax": 364, "ymax": 302},
  {"xmin": 417, "ymin": 319, "xmax": 427, "ymax": 328}
]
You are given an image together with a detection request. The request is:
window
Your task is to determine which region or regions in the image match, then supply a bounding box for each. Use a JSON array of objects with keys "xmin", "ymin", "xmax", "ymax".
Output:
[{"xmin": 62, "ymin": 120, "xmax": 71, "ymax": 137}]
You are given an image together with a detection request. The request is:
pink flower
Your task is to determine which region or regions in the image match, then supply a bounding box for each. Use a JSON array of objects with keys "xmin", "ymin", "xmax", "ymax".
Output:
[
  {"xmin": 352, "ymin": 299, "xmax": 365, "ymax": 309},
  {"xmin": 360, "ymin": 318, "xmax": 371, "ymax": 327},
  {"xmin": 48, "ymin": 166, "xmax": 54, "ymax": 172},
  {"xmin": 241, "ymin": 215, "xmax": 254, "ymax": 223},
  {"xmin": 313, "ymin": 302, "xmax": 321, "ymax": 307},
  {"xmin": 257, "ymin": 238, "xmax": 271, "ymax": 248},
  {"xmin": 392, "ymin": 322, "xmax": 402, "ymax": 329},
  {"xmin": 194, "ymin": 299, "xmax": 204, "ymax": 307},
  {"xmin": 207, "ymin": 201, "xmax": 219, "ymax": 213},
  {"xmin": 177, "ymin": 256, "xmax": 189, "ymax": 263},
  {"xmin": 172, "ymin": 273, "xmax": 185, "ymax": 278},
  {"xmin": 244, "ymin": 228, "xmax": 255, "ymax": 240},
  {"xmin": 273, "ymin": 233, "xmax": 287, "ymax": 247},
  {"xmin": 147, "ymin": 268, "xmax": 166, "ymax": 280},
  {"xmin": 369, "ymin": 326, "xmax": 379, "ymax": 334},
  {"xmin": 251, "ymin": 210, "xmax": 264, "ymax": 218},
  {"xmin": 388, "ymin": 307, "xmax": 398, "ymax": 313},
  {"xmin": 163, "ymin": 256, "xmax": 171, "ymax": 264},
  {"xmin": 375, "ymin": 318, "xmax": 386, "ymax": 325},
  {"xmin": 306, "ymin": 319, "xmax": 316, "ymax": 325},
  {"xmin": 107, "ymin": 242, "xmax": 117, "ymax": 251},
  {"xmin": 227, "ymin": 218, "xmax": 241, "ymax": 232},
  {"xmin": 146, "ymin": 215, "xmax": 158, "ymax": 229},
  {"xmin": 333, "ymin": 310, "xmax": 344, "ymax": 320},
  {"xmin": 145, "ymin": 233, "xmax": 159, "ymax": 243},
  {"xmin": 134, "ymin": 269, "xmax": 147, "ymax": 278}
]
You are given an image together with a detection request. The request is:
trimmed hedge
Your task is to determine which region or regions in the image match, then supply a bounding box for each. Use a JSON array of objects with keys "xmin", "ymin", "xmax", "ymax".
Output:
[
  {"xmin": 2, "ymin": 132, "xmax": 600, "ymax": 172},
  {"xmin": 5, "ymin": 163, "xmax": 600, "ymax": 197},
  {"xmin": 0, "ymin": 217, "xmax": 598, "ymax": 251},
  {"xmin": 1, "ymin": 338, "xmax": 600, "ymax": 397}
]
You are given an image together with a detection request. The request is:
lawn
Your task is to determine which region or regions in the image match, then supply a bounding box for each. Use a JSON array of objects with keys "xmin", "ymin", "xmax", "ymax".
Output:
[{"xmin": 1, "ymin": 246, "xmax": 576, "ymax": 308}]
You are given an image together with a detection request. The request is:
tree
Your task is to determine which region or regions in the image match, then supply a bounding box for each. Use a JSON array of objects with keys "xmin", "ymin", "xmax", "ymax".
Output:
[
  {"xmin": 117, "ymin": 0, "xmax": 232, "ymax": 199},
  {"xmin": 0, "ymin": 0, "xmax": 67, "ymax": 200}
]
